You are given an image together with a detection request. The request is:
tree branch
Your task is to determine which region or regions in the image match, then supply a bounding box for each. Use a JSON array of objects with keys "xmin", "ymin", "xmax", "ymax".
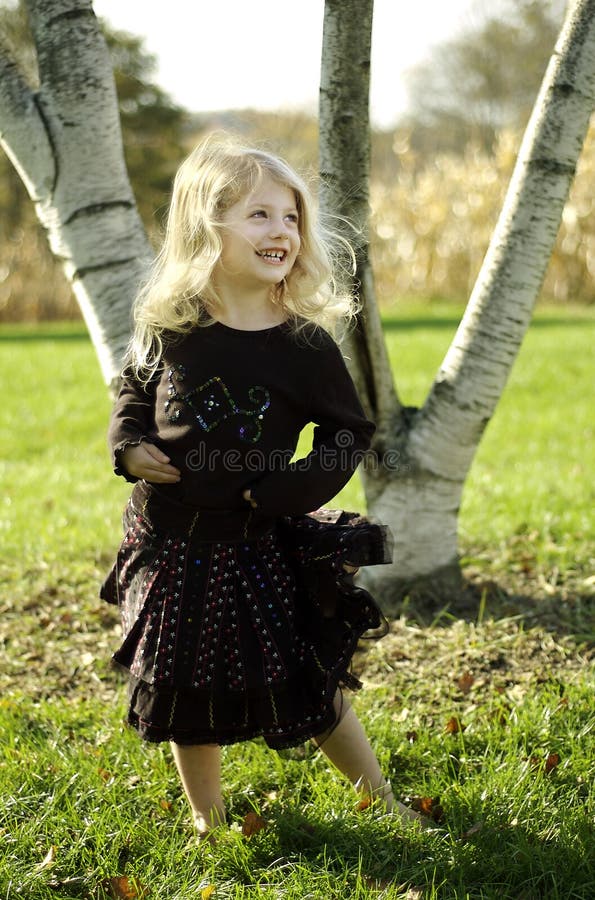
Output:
[
  {"xmin": 5, "ymin": 0, "xmax": 153, "ymax": 386},
  {"xmin": 410, "ymin": 0, "xmax": 595, "ymax": 479},
  {"xmin": 0, "ymin": 45, "xmax": 56, "ymax": 202}
]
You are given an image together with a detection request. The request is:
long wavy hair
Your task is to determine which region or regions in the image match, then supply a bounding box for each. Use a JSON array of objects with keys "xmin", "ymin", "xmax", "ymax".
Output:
[{"xmin": 128, "ymin": 132, "xmax": 358, "ymax": 379}]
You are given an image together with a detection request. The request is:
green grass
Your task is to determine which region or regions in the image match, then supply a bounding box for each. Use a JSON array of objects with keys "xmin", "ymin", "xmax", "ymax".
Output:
[
  {"xmin": 2, "ymin": 306, "xmax": 593, "ymax": 587},
  {"xmin": 1, "ymin": 681, "xmax": 593, "ymax": 898},
  {"xmin": 1, "ymin": 306, "xmax": 593, "ymax": 898}
]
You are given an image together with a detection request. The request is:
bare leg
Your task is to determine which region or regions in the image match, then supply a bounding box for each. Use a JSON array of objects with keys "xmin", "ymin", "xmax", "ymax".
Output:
[
  {"xmin": 312, "ymin": 694, "xmax": 393, "ymax": 806},
  {"xmin": 312, "ymin": 693, "xmax": 427, "ymax": 825},
  {"xmin": 170, "ymin": 742, "xmax": 226, "ymax": 837}
]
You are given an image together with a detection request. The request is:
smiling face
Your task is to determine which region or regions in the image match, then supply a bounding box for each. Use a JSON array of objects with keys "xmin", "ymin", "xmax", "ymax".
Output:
[{"xmin": 214, "ymin": 175, "xmax": 301, "ymax": 296}]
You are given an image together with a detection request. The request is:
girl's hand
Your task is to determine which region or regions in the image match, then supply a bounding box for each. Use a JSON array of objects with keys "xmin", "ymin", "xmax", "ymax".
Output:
[
  {"xmin": 120, "ymin": 442, "xmax": 181, "ymax": 483},
  {"xmin": 242, "ymin": 488, "xmax": 258, "ymax": 509},
  {"xmin": 343, "ymin": 563, "xmax": 360, "ymax": 576}
]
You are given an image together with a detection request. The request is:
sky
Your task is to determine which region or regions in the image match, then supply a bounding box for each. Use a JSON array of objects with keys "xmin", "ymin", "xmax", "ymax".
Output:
[{"xmin": 92, "ymin": 0, "xmax": 476, "ymax": 128}]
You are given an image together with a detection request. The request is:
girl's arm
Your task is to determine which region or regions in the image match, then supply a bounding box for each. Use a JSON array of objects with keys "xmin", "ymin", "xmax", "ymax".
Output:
[
  {"xmin": 247, "ymin": 334, "xmax": 375, "ymax": 515},
  {"xmin": 107, "ymin": 368, "xmax": 179, "ymax": 483},
  {"xmin": 119, "ymin": 442, "xmax": 181, "ymax": 483}
]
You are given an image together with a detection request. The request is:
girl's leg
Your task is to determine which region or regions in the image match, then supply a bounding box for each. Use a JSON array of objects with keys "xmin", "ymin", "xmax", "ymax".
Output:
[
  {"xmin": 312, "ymin": 693, "xmax": 425, "ymax": 824},
  {"xmin": 312, "ymin": 694, "xmax": 394, "ymax": 808},
  {"xmin": 170, "ymin": 742, "xmax": 226, "ymax": 837}
]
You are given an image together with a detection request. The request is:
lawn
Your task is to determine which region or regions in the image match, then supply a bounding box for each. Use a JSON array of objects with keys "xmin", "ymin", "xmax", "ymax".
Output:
[{"xmin": 1, "ymin": 306, "xmax": 593, "ymax": 899}]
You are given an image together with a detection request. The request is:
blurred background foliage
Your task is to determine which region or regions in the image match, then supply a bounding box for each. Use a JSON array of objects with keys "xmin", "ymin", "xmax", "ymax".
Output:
[{"xmin": 1, "ymin": 0, "xmax": 592, "ymax": 321}]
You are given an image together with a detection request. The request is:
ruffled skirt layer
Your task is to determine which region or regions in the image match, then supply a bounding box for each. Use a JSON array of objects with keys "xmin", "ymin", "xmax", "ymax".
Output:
[{"xmin": 101, "ymin": 493, "xmax": 390, "ymax": 749}]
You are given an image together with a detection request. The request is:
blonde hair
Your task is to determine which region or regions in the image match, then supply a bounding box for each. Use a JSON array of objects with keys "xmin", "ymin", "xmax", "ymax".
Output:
[{"xmin": 128, "ymin": 132, "xmax": 358, "ymax": 379}]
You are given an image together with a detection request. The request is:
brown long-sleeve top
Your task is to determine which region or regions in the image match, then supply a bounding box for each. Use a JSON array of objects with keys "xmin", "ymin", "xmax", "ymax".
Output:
[{"xmin": 107, "ymin": 319, "xmax": 375, "ymax": 517}]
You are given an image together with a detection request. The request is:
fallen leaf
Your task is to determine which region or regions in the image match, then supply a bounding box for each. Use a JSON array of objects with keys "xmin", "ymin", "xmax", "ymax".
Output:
[
  {"xmin": 159, "ymin": 799, "xmax": 173, "ymax": 812},
  {"xmin": 241, "ymin": 811, "xmax": 267, "ymax": 838},
  {"xmin": 98, "ymin": 768, "xmax": 112, "ymax": 782},
  {"xmin": 459, "ymin": 821, "xmax": 484, "ymax": 841},
  {"xmin": 201, "ymin": 886, "xmax": 216, "ymax": 900},
  {"xmin": 457, "ymin": 671, "xmax": 475, "ymax": 694},
  {"xmin": 405, "ymin": 730, "xmax": 418, "ymax": 743},
  {"xmin": 34, "ymin": 845, "xmax": 57, "ymax": 872},
  {"xmin": 445, "ymin": 716, "xmax": 465, "ymax": 734},
  {"xmin": 102, "ymin": 875, "xmax": 149, "ymax": 899},
  {"xmin": 410, "ymin": 796, "xmax": 444, "ymax": 823},
  {"xmin": 545, "ymin": 752, "xmax": 560, "ymax": 774}
]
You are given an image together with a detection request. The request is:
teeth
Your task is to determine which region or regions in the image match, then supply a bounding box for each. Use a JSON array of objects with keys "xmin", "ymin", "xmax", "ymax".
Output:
[{"xmin": 259, "ymin": 250, "xmax": 285, "ymax": 260}]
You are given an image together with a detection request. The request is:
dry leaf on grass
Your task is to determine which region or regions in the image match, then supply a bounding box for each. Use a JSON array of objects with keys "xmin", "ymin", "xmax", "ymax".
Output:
[
  {"xmin": 241, "ymin": 811, "xmax": 267, "ymax": 837},
  {"xmin": 410, "ymin": 796, "xmax": 445, "ymax": 823},
  {"xmin": 459, "ymin": 821, "xmax": 484, "ymax": 841},
  {"xmin": 445, "ymin": 716, "xmax": 466, "ymax": 734},
  {"xmin": 201, "ymin": 886, "xmax": 216, "ymax": 900},
  {"xmin": 457, "ymin": 671, "xmax": 475, "ymax": 694},
  {"xmin": 101, "ymin": 875, "xmax": 149, "ymax": 899},
  {"xmin": 527, "ymin": 752, "xmax": 561, "ymax": 774},
  {"xmin": 34, "ymin": 845, "xmax": 56, "ymax": 872},
  {"xmin": 366, "ymin": 884, "xmax": 424, "ymax": 900}
]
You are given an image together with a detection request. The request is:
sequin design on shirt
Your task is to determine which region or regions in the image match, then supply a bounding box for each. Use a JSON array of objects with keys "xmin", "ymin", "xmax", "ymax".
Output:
[{"xmin": 165, "ymin": 365, "xmax": 271, "ymax": 443}]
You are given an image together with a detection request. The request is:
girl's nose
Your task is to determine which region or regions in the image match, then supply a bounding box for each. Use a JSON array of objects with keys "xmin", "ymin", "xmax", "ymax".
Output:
[{"xmin": 269, "ymin": 218, "xmax": 290, "ymax": 239}]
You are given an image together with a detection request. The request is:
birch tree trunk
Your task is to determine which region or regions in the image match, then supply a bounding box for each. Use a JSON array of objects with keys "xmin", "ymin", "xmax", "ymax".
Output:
[
  {"xmin": 320, "ymin": 0, "xmax": 595, "ymax": 610},
  {"xmin": 0, "ymin": 0, "xmax": 151, "ymax": 390},
  {"xmin": 319, "ymin": 0, "xmax": 400, "ymax": 456}
]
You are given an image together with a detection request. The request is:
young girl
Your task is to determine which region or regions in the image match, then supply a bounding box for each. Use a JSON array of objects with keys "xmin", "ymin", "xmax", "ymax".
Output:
[{"xmin": 101, "ymin": 133, "xmax": 423, "ymax": 839}]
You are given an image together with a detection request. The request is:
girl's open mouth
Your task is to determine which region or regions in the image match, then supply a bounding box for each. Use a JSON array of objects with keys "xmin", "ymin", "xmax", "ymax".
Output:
[{"xmin": 256, "ymin": 249, "xmax": 287, "ymax": 263}]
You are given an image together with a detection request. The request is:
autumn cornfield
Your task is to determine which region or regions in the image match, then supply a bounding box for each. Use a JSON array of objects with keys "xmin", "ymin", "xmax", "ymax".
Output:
[
  {"xmin": 2, "ymin": 119, "xmax": 595, "ymax": 323},
  {"xmin": 370, "ymin": 123, "xmax": 595, "ymax": 306}
]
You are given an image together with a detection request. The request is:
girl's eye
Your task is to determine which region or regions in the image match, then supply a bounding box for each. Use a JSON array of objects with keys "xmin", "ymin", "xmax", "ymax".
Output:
[
  {"xmin": 251, "ymin": 210, "xmax": 267, "ymax": 218},
  {"xmin": 285, "ymin": 214, "xmax": 299, "ymax": 224}
]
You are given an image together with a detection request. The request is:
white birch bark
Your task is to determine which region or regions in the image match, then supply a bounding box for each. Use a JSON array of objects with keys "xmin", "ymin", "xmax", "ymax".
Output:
[
  {"xmin": 372, "ymin": 0, "xmax": 595, "ymax": 605},
  {"xmin": 319, "ymin": 0, "xmax": 400, "ymax": 455},
  {"xmin": 0, "ymin": 0, "xmax": 151, "ymax": 390},
  {"xmin": 320, "ymin": 0, "xmax": 595, "ymax": 608}
]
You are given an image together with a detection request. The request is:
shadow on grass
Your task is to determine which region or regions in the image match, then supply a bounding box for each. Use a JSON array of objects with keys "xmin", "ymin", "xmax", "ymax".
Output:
[
  {"xmin": 366, "ymin": 559, "xmax": 594, "ymax": 644},
  {"xmin": 240, "ymin": 805, "xmax": 593, "ymax": 899},
  {"xmin": 399, "ymin": 577, "xmax": 595, "ymax": 643}
]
